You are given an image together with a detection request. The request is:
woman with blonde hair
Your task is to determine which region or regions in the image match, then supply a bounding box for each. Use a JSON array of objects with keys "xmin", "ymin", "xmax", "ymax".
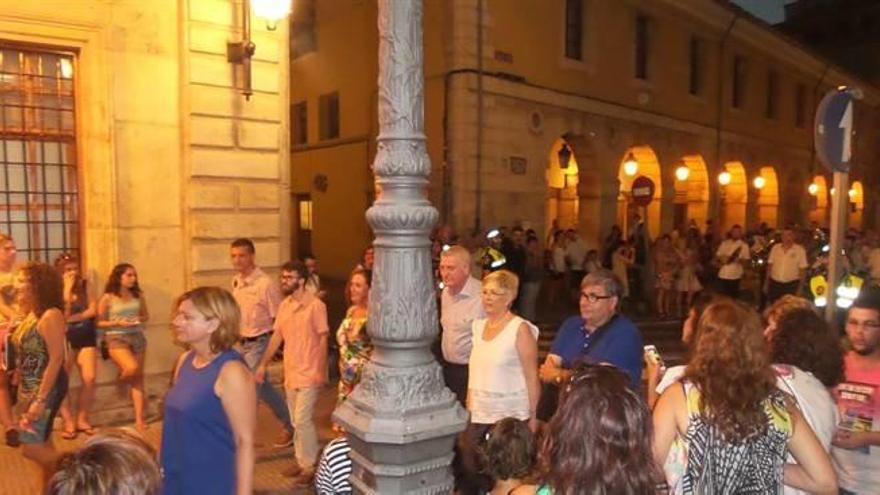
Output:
[
  {"xmin": 459, "ymin": 269, "xmax": 540, "ymax": 495},
  {"xmin": 161, "ymin": 287, "xmax": 256, "ymax": 495},
  {"xmin": 336, "ymin": 268, "xmax": 372, "ymax": 403},
  {"xmin": 653, "ymin": 300, "xmax": 837, "ymax": 493}
]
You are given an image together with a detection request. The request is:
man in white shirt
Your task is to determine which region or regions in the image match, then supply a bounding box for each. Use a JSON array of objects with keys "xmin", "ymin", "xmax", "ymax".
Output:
[
  {"xmin": 764, "ymin": 227, "xmax": 808, "ymax": 304},
  {"xmin": 715, "ymin": 225, "xmax": 750, "ymax": 299},
  {"xmin": 438, "ymin": 246, "xmax": 485, "ymax": 406}
]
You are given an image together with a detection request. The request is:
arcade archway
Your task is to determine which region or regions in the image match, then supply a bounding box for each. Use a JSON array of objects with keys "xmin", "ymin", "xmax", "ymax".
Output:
[
  {"xmin": 849, "ymin": 180, "xmax": 864, "ymax": 229},
  {"xmin": 673, "ymin": 155, "xmax": 710, "ymax": 230},
  {"xmin": 618, "ymin": 146, "xmax": 662, "ymax": 239},
  {"xmin": 719, "ymin": 161, "xmax": 748, "ymax": 234},
  {"xmin": 808, "ymin": 175, "xmax": 829, "ymax": 226},
  {"xmin": 754, "ymin": 166, "xmax": 779, "ymax": 228}
]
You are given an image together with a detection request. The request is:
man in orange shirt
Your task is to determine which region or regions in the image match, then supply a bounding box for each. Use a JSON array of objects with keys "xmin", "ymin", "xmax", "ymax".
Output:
[{"xmin": 256, "ymin": 260, "xmax": 329, "ymax": 486}]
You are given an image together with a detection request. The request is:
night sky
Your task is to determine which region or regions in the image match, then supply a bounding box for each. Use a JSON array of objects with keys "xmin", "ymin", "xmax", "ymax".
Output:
[{"xmin": 731, "ymin": 0, "xmax": 798, "ymax": 24}]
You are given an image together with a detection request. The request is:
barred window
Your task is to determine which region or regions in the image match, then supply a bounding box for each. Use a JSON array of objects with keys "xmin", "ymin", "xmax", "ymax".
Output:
[{"xmin": 0, "ymin": 46, "xmax": 79, "ymax": 262}]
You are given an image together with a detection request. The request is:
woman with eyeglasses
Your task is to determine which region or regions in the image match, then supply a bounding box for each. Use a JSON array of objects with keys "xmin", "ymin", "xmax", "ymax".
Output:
[
  {"xmin": 459, "ymin": 269, "xmax": 539, "ymax": 495},
  {"xmin": 54, "ymin": 254, "xmax": 98, "ymax": 439},
  {"xmin": 653, "ymin": 300, "xmax": 837, "ymax": 494},
  {"xmin": 513, "ymin": 363, "xmax": 658, "ymax": 494}
]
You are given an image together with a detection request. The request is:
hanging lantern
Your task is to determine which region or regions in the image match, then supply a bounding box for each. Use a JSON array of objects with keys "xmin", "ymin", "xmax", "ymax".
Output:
[{"xmin": 557, "ymin": 143, "xmax": 572, "ymax": 169}]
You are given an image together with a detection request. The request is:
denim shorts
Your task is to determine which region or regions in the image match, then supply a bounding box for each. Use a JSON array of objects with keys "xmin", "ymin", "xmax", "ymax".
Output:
[
  {"xmin": 18, "ymin": 370, "xmax": 68, "ymax": 444},
  {"xmin": 105, "ymin": 331, "xmax": 147, "ymax": 354}
]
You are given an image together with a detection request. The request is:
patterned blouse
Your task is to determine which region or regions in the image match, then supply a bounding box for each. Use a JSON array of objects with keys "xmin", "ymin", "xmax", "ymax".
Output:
[
  {"xmin": 681, "ymin": 380, "xmax": 793, "ymax": 494},
  {"xmin": 336, "ymin": 313, "xmax": 371, "ymax": 404},
  {"xmin": 12, "ymin": 313, "xmax": 46, "ymax": 401}
]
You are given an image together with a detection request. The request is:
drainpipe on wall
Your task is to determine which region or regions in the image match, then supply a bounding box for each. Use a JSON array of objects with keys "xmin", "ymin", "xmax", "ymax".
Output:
[
  {"xmin": 475, "ymin": 0, "xmax": 484, "ymax": 232},
  {"xmin": 714, "ymin": 13, "xmax": 738, "ymax": 203}
]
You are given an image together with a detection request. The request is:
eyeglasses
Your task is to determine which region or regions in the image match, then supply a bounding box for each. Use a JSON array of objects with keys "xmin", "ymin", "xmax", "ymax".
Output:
[{"xmin": 580, "ymin": 292, "xmax": 613, "ymax": 303}]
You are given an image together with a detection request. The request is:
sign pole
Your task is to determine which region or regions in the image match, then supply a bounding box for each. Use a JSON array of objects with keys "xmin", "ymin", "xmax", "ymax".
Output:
[{"xmin": 825, "ymin": 171, "xmax": 849, "ymax": 323}]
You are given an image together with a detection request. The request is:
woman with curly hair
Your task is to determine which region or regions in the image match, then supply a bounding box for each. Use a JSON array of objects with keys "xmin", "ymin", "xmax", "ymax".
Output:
[
  {"xmin": 515, "ymin": 363, "xmax": 657, "ymax": 495},
  {"xmin": 9, "ymin": 262, "xmax": 68, "ymax": 487},
  {"xmin": 770, "ymin": 307, "xmax": 844, "ymax": 495},
  {"xmin": 653, "ymin": 300, "xmax": 837, "ymax": 494}
]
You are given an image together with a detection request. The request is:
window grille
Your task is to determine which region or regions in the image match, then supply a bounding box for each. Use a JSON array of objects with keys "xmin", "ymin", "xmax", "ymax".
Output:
[{"xmin": 0, "ymin": 45, "xmax": 79, "ymax": 263}]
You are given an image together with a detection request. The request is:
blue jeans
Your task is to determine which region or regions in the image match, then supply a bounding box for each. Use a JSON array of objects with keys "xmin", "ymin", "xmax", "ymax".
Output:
[{"xmin": 236, "ymin": 334, "xmax": 293, "ymax": 432}]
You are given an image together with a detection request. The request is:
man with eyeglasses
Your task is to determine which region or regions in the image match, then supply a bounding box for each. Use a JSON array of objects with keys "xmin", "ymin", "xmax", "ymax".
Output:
[
  {"xmin": 537, "ymin": 269, "xmax": 643, "ymax": 418},
  {"xmin": 832, "ymin": 288, "xmax": 880, "ymax": 495}
]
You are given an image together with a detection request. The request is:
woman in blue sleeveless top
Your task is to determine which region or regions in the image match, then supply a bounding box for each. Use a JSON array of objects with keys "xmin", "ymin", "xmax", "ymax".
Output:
[
  {"xmin": 11, "ymin": 262, "xmax": 68, "ymax": 490},
  {"xmin": 161, "ymin": 287, "xmax": 256, "ymax": 495}
]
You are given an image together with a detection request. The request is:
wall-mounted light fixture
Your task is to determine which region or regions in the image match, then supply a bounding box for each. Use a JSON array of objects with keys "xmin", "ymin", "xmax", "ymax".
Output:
[
  {"xmin": 718, "ymin": 170, "xmax": 731, "ymax": 186},
  {"xmin": 228, "ymin": 0, "xmax": 292, "ymax": 100},
  {"xmin": 808, "ymin": 183, "xmax": 818, "ymax": 195}
]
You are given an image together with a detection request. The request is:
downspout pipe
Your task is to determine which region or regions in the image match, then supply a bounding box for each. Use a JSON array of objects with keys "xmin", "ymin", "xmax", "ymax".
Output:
[
  {"xmin": 715, "ymin": 14, "xmax": 738, "ymax": 183},
  {"xmin": 475, "ymin": 0, "xmax": 484, "ymax": 232}
]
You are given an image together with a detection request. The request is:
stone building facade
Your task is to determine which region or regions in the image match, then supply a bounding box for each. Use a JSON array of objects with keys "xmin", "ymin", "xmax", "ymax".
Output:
[
  {"xmin": 0, "ymin": 0, "xmax": 290, "ymax": 408},
  {"xmin": 291, "ymin": 0, "xmax": 880, "ymax": 278}
]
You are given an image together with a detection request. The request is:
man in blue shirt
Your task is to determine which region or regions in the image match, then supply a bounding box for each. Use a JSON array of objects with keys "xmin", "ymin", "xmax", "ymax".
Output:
[{"xmin": 539, "ymin": 269, "xmax": 643, "ymax": 389}]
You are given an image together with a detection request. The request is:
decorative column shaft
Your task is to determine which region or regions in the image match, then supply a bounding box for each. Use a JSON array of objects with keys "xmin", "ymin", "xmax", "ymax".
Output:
[{"xmin": 333, "ymin": 1, "xmax": 468, "ymax": 493}]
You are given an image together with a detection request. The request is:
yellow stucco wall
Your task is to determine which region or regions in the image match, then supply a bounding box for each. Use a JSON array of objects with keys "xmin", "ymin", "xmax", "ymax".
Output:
[{"xmin": 0, "ymin": 0, "xmax": 290, "ymax": 377}]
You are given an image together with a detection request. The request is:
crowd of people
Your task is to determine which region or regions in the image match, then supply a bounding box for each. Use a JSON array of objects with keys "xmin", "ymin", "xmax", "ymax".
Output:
[{"xmin": 2, "ymin": 217, "xmax": 880, "ymax": 494}]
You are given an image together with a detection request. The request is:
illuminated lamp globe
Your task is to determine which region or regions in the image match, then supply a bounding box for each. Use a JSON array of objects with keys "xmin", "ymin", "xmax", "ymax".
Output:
[
  {"xmin": 623, "ymin": 155, "xmax": 639, "ymax": 177},
  {"xmin": 718, "ymin": 171, "xmax": 731, "ymax": 186},
  {"xmin": 808, "ymin": 183, "xmax": 818, "ymax": 196},
  {"xmin": 252, "ymin": 0, "xmax": 291, "ymax": 28},
  {"xmin": 675, "ymin": 165, "xmax": 690, "ymax": 181},
  {"xmin": 753, "ymin": 176, "xmax": 766, "ymax": 190},
  {"xmin": 848, "ymin": 188, "xmax": 857, "ymax": 199},
  {"xmin": 830, "ymin": 187, "xmax": 836, "ymax": 196}
]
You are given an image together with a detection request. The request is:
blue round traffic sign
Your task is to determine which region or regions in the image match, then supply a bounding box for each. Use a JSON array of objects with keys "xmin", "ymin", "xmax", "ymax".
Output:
[{"xmin": 815, "ymin": 88, "xmax": 858, "ymax": 172}]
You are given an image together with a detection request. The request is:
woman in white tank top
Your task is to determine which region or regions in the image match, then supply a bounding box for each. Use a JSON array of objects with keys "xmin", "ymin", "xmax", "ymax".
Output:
[{"xmin": 458, "ymin": 269, "xmax": 539, "ymax": 495}]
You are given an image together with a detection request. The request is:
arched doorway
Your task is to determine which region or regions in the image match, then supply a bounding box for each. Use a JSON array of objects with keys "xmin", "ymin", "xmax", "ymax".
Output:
[
  {"xmin": 719, "ymin": 161, "xmax": 747, "ymax": 234},
  {"xmin": 617, "ymin": 146, "xmax": 662, "ymax": 239},
  {"xmin": 672, "ymin": 155, "xmax": 710, "ymax": 231},
  {"xmin": 849, "ymin": 180, "xmax": 864, "ymax": 229},
  {"xmin": 545, "ymin": 138, "xmax": 579, "ymax": 234},
  {"xmin": 755, "ymin": 166, "xmax": 779, "ymax": 228},
  {"xmin": 808, "ymin": 175, "xmax": 829, "ymax": 227}
]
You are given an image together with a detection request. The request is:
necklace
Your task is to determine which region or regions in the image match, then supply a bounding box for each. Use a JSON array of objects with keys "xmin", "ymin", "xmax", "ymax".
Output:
[
  {"xmin": 192, "ymin": 351, "xmax": 220, "ymax": 369},
  {"xmin": 485, "ymin": 311, "xmax": 512, "ymax": 334}
]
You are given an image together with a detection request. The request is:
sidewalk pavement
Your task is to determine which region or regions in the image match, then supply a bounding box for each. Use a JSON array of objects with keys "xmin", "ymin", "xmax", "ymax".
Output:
[{"xmin": 0, "ymin": 383, "xmax": 339, "ymax": 495}]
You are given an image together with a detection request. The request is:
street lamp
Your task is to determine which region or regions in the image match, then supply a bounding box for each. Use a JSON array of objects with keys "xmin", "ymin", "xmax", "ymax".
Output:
[
  {"xmin": 252, "ymin": 0, "xmax": 292, "ymax": 29},
  {"xmin": 675, "ymin": 165, "xmax": 690, "ymax": 181},
  {"xmin": 228, "ymin": 0, "xmax": 292, "ymax": 99},
  {"xmin": 753, "ymin": 176, "xmax": 766, "ymax": 190},
  {"xmin": 557, "ymin": 143, "xmax": 572, "ymax": 169},
  {"xmin": 718, "ymin": 170, "xmax": 731, "ymax": 186},
  {"xmin": 808, "ymin": 183, "xmax": 818, "ymax": 195},
  {"xmin": 623, "ymin": 152, "xmax": 638, "ymax": 176}
]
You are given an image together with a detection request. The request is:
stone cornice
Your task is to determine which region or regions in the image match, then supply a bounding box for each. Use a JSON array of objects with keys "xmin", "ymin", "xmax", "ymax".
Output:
[{"xmin": 656, "ymin": 0, "xmax": 880, "ymax": 104}]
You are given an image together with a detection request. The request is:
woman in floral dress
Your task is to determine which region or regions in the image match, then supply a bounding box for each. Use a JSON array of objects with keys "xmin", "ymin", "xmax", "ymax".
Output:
[{"xmin": 336, "ymin": 269, "xmax": 372, "ymax": 403}]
